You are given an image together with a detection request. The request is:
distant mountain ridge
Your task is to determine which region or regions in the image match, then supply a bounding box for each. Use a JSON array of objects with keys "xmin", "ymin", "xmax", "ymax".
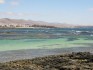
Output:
[
  {"xmin": 0, "ymin": 18, "xmax": 92, "ymax": 28},
  {"xmin": 0, "ymin": 18, "xmax": 75, "ymax": 28}
]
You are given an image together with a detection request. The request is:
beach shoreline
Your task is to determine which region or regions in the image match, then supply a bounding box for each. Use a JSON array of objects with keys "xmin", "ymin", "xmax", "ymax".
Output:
[
  {"xmin": 0, "ymin": 46, "xmax": 93, "ymax": 63},
  {"xmin": 0, "ymin": 52, "xmax": 93, "ymax": 70}
]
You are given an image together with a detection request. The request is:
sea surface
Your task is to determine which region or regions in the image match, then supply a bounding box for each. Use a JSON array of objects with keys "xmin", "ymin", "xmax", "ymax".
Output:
[
  {"xmin": 0, "ymin": 28, "xmax": 93, "ymax": 51},
  {"xmin": 0, "ymin": 28, "xmax": 93, "ymax": 62}
]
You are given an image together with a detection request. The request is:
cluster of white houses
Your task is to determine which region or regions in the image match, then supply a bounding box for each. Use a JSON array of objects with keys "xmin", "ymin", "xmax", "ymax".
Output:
[
  {"xmin": 0, "ymin": 24, "xmax": 32, "ymax": 28},
  {"xmin": 0, "ymin": 24, "xmax": 57, "ymax": 28}
]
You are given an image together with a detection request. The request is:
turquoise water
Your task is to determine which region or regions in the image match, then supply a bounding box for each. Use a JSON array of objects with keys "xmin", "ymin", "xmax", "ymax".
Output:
[
  {"xmin": 0, "ymin": 38, "xmax": 93, "ymax": 51},
  {"xmin": 0, "ymin": 28, "xmax": 93, "ymax": 51}
]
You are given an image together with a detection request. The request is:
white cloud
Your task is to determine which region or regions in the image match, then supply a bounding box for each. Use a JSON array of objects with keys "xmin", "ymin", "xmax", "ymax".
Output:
[
  {"xmin": 3, "ymin": 12, "xmax": 22, "ymax": 16},
  {"xmin": 0, "ymin": 0, "xmax": 4, "ymax": 4},
  {"xmin": 6, "ymin": 12, "xmax": 14, "ymax": 15},
  {"xmin": 88, "ymin": 8, "xmax": 93, "ymax": 12},
  {"xmin": 10, "ymin": 1, "xmax": 19, "ymax": 6},
  {"xmin": 10, "ymin": 0, "xmax": 21, "ymax": 6},
  {"xmin": 0, "ymin": 12, "xmax": 32, "ymax": 17}
]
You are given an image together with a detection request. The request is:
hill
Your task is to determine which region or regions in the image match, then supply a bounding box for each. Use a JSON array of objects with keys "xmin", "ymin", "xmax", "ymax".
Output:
[{"xmin": 0, "ymin": 18, "xmax": 75, "ymax": 28}]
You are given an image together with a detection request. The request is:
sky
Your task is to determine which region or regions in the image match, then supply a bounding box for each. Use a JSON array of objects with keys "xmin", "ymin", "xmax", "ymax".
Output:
[{"xmin": 0, "ymin": 0, "xmax": 93, "ymax": 25}]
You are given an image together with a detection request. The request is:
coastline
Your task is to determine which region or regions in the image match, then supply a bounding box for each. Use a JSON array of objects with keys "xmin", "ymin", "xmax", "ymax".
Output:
[
  {"xmin": 0, "ymin": 52, "xmax": 93, "ymax": 70},
  {"xmin": 0, "ymin": 46, "xmax": 93, "ymax": 63}
]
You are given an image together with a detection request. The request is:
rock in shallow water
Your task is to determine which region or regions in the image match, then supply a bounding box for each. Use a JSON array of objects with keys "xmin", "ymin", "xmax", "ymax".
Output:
[{"xmin": 0, "ymin": 52, "xmax": 93, "ymax": 70}]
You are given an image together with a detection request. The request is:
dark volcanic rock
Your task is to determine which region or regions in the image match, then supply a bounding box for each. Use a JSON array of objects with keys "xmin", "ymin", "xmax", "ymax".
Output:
[{"xmin": 0, "ymin": 52, "xmax": 93, "ymax": 70}]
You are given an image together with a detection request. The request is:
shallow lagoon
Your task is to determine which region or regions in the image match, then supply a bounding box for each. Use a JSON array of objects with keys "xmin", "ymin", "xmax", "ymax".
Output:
[
  {"xmin": 0, "ymin": 28, "xmax": 93, "ymax": 51},
  {"xmin": 0, "ymin": 38, "xmax": 93, "ymax": 51},
  {"xmin": 0, "ymin": 28, "xmax": 93, "ymax": 62}
]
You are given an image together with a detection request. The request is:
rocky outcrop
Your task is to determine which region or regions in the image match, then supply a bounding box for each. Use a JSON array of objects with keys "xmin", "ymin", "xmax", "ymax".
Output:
[{"xmin": 0, "ymin": 52, "xmax": 93, "ymax": 70}]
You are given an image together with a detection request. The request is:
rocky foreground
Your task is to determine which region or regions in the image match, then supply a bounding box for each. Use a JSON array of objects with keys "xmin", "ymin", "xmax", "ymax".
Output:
[{"xmin": 0, "ymin": 52, "xmax": 93, "ymax": 70}]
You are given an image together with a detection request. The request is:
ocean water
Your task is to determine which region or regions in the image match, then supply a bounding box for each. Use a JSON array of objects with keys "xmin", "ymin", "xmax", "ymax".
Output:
[{"xmin": 0, "ymin": 28, "xmax": 93, "ymax": 51}]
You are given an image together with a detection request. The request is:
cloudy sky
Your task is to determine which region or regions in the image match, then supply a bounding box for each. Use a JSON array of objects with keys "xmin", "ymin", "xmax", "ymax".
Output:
[{"xmin": 0, "ymin": 0, "xmax": 93, "ymax": 25}]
